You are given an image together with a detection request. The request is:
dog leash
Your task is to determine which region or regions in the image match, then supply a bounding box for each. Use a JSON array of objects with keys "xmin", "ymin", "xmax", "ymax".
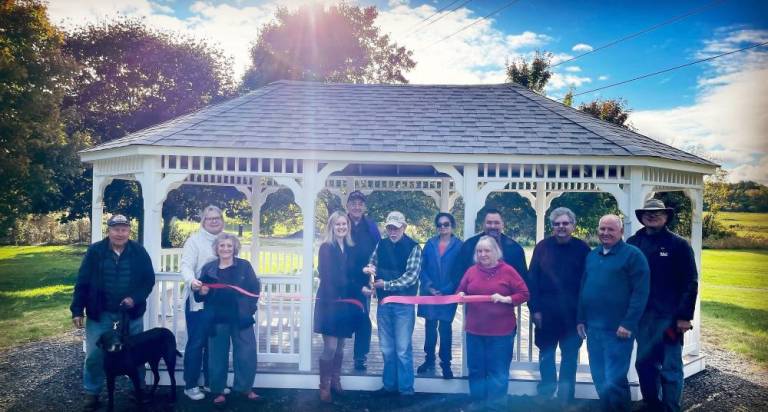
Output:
[
  {"xmin": 203, "ymin": 283, "xmax": 365, "ymax": 310},
  {"xmin": 379, "ymin": 294, "xmax": 493, "ymax": 305}
]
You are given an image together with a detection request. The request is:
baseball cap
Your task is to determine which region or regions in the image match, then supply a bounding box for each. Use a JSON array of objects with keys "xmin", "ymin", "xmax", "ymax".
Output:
[
  {"xmin": 107, "ymin": 214, "xmax": 130, "ymax": 227},
  {"xmin": 384, "ymin": 211, "xmax": 407, "ymax": 228}
]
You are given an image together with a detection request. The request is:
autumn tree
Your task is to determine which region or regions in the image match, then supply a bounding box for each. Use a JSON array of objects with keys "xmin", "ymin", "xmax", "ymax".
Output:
[
  {"xmin": 242, "ymin": 3, "xmax": 415, "ymax": 90},
  {"xmin": 0, "ymin": 0, "xmax": 82, "ymax": 236},
  {"xmin": 578, "ymin": 98, "xmax": 633, "ymax": 129},
  {"xmin": 505, "ymin": 51, "xmax": 552, "ymax": 94}
]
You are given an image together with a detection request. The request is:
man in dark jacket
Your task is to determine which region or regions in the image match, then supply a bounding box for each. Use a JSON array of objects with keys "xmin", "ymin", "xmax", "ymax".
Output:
[
  {"xmin": 453, "ymin": 208, "xmax": 528, "ymax": 285},
  {"xmin": 346, "ymin": 190, "xmax": 381, "ymax": 371},
  {"xmin": 70, "ymin": 214, "xmax": 155, "ymax": 411},
  {"xmin": 628, "ymin": 199, "xmax": 698, "ymax": 412},
  {"xmin": 528, "ymin": 207, "xmax": 590, "ymax": 404}
]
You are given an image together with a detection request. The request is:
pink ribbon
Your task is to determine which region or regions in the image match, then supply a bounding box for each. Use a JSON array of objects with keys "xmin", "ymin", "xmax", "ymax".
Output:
[
  {"xmin": 204, "ymin": 283, "xmax": 364, "ymax": 310},
  {"xmin": 380, "ymin": 294, "xmax": 493, "ymax": 305}
]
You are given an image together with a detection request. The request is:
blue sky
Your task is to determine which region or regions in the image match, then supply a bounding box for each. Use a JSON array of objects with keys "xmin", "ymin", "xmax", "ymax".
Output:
[{"xmin": 49, "ymin": 0, "xmax": 768, "ymax": 182}]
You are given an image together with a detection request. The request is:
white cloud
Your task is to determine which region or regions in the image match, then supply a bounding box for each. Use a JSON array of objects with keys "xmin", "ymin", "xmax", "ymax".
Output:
[
  {"xmin": 630, "ymin": 29, "xmax": 768, "ymax": 183},
  {"xmin": 564, "ymin": 66, "xmax": 581, "ymax": 72},
  {"xmin": 546, "ymin": 73, "xmax": 591, "ymax": 91},
  {"xmin": 572, "ymin": 43, "xmax": 593, "ymax": 52},
  {"xmin": 598, "ymin": 75, "xmax": 609, "ymax": 81}
]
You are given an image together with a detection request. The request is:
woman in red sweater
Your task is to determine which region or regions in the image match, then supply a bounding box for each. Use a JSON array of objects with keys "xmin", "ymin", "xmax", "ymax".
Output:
[{"xmin": 456, "ymin": 235, "xmax": 529, "ymax": 410}]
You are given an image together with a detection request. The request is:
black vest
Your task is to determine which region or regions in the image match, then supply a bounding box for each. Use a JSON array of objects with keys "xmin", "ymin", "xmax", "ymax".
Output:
[{"xmin": 375, "ymin": 235, "xmax": 418, "ymax": 300}]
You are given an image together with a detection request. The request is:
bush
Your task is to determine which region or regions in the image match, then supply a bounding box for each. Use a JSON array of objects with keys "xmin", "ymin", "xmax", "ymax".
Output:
[
  {"xmin": 2, "ymin": 214, "xmax": 90, "ymax": 245},
  {"xmin": 169, "ymin": 219, "xmax": 198, "ymax": 247},
  {"xmin": 703, "ymin": 235, "xmax": 768, "ymax": 250}
]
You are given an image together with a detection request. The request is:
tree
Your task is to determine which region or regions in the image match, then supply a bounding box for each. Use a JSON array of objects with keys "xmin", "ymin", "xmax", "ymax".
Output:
[
  {"xmin": 242, "ymin": 3, "xmax": 415, "ymax": 90},
  {"xmin": 505, "ymin": 51, "xmax": 552, "ymax": 94},
  {"xmin": 578, "ymin": 98, "xmax": 633, "ymax": 129},
  {"xmin": 60, "ymin": 19, "xmax": 236, "ymax": 233},
  {"xmin": 0, "ymin": 0, "xmax": 82, "ymax": 236}
]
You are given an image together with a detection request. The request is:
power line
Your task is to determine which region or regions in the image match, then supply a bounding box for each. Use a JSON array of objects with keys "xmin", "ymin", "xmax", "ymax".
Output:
[
  {"xmin": 408, "ymin": 0, "xmax": 475, "ymax": 38},
  {"xmin": 403, "ymin": 0, "xmax": 464, "ymax": 35},
  {"xmin": 553, "ymin": 0, "xmax": 728, "ymax": 68},
  {"xmin": 572, "ymin": 40, "xmax": 768, "ymax": 96},
  {"xmin": 422, "ymin": 0, "xmax": 522, "ymax": 50}
]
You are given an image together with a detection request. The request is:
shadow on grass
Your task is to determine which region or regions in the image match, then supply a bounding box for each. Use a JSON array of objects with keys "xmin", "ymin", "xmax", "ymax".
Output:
[
  {"xmin": 0, "ymin": 247, "xmax": 82, "ymax": 290},
  {"xmin": 702, "ymin": 301, "xmax": 768, "ymax": 364},
  {"xmin": 702, "ymin": 301, "xmax": 768, "ymax": 332}
]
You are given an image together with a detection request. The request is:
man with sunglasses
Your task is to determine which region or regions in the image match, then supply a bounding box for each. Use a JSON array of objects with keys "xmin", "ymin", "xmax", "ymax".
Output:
[
  {"xmin": 628, "ymin": 199, "xmax": 698, "ymax": 412},
  {"xmin": 528, "ymin": 207, "xmax": 590, "ymax": 405}
]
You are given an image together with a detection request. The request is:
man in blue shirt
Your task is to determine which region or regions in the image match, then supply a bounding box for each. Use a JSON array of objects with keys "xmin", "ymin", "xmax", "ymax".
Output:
[{"xmin": 578, "ymin": 214, "xmax": 650, "ymax": 412}]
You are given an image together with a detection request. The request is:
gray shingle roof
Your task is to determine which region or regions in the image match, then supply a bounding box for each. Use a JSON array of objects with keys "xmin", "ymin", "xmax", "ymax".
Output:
[{"xmin": 83, "ymin": 80, "xmax": 714, "ymax": 166}]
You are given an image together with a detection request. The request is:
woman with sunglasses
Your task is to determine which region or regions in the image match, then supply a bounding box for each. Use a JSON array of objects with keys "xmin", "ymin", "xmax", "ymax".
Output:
[{"xmin": 416, "ymin": 212, "xmax": 463, "ymax": 379}]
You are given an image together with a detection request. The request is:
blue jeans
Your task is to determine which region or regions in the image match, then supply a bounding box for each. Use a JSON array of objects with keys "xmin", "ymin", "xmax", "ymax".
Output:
[
  {"xmin": 377, "ymin": 302, "xmax": 415, "ymax": 394},
  {"xmin": 466, "ymin": 332, "xmax": 514, "ymax": 409},
  {"xmin": 208, "ymin": 323, "xmax": 257, "ymax": 394},
  {"xmin": 183, "ymin": 302, "xmax": 209, "ymax": 389},
  {"xmin": 83, "ymin": 312, "xmax": 144, "ymax": 395},
  {"xmin": 636, "ymin": 315, "xmax": 684, "ymax": 412},
  {"xmin": 535, "ymin": 323, "xmax": 583, "ymax": 400},
  {"xmin": 586, "ymin": 328, "xmax": 634, "ymax": 412}
]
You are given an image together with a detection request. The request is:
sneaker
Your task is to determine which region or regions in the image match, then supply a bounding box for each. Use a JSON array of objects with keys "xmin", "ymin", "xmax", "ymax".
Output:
[
  {"xmin": 83, "ymin": 394, "xmax": 99, "ymax": 411},
  {"xmin": 416, "ymin": 361, "xmax": 435, "ymax": 374},
  {"xmin": 184, "ymin": 387, "xmax": 205, "ymax": 401},
  {"xmin": 202, "ymin": 386, "xmax": 231, "ymax": 395}
]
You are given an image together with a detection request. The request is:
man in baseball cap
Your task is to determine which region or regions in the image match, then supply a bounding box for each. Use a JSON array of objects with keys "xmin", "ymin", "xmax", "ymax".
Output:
[{"xmin": 628, "ymin": 199, "xmax": 698, "ymax": 412}]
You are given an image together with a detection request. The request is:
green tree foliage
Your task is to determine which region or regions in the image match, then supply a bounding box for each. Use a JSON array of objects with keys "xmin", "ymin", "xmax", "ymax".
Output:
[
  {"xmin": 548, "ymin": 193, "xmax": 620, "ymax": 242},
  {"xmin": 365, "ymin": 191, "xmax": 436, "ymax": 242},
  {"xmin": 0, "ymin": 0, "xmax": 83, "ymax": 236},
  {"xmin": 480, "ymin": 193, "xmax": 536, "ymax": 244},
  {"xmin": 60, "ymin": 19, "xmax": 236, "ymax": 237},
  {"xmin": 242, "ymin": 3, "xmax": 415, "ymax": 90},
  {"xmin": 562, "ymin": 89, "xmax": 574, "ymax": 107},
  {"xmin": 709, "ymin": 181, "xmax": 768, "ymax": 212},
  {"xmin": 505, "ymin": 51, "xmax": 552, "ymax": 94},
  {"xmin": 578, "ymin": 98, "xmax": 633, "ymax": 129}
]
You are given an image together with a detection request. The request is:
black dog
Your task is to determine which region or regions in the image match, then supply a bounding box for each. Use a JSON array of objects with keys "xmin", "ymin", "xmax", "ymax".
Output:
[{"xmin": 97, "ymin": 322, "xmax": 181, "ymax": 411}]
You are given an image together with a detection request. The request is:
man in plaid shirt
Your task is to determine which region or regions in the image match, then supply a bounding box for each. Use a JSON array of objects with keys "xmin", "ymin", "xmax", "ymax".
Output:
[{"xmin": 363, "ymin": 211, "xmax": 422, "ymax": 396}]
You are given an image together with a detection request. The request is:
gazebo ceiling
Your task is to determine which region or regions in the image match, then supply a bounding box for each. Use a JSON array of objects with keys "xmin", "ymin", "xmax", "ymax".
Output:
[{"xmin": 82, "ymin": 80, "xmax": 714, "ymax": 167}]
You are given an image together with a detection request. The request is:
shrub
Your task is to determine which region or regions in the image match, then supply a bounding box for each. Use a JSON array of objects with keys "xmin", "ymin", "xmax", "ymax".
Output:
[
  {"xmin": 3, "ymin": 214, "xmax": 90, "ymax": 245},
  {"xmin": 703, "ymin": 234, "xmax": 768, "ymax": 250}
]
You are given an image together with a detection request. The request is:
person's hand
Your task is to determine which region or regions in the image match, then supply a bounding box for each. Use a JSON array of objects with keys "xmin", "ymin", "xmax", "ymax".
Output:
[
  {"xmin": 363, "ymin": 264, "xmax": 376, "ymax": 276},
  {"xmin": 72, "ymin": 316, "xmax": 84, "ymax": 329},
  {"xmin": 361, "ymin": 286, "xmax": 372, "ymax": 297},
  {"xmin": 373, "ymin": 279, "xmax": 386, "ymax": 289},
  {"xmin": 199, "ymin": 285, "xmax": 210, "ymax": 296},
  {"xmin": 490, "ymin": 293, "xmax": 511, "ymax": 304},
  {"xmin": 533, "ymin": 312, "xmax": 543, "ymax": 329},
  {"xmin": 616, "ymin": 326, "xmax": 632, "ymax": 339},
  {"xmin": 191, "ymin": 279, "xmax": 203, "ymax": 291},
  {"xmin": 120, "ymin": 297, "xmax": 135, "ymax": 309},
  {"xmin": 457, "ymin": 292, "xmax": 465, "ymax": 303},
  {"xmin": 577, "ymin": 323, "xmax": 587, "ymax": 339},
  {"xmin": 428, "ymin": 287, "xmax": 441, "ymax": 296},
  {"xmin": 677, "ymin": 319, "xmax": 693, "ymax": 334}
]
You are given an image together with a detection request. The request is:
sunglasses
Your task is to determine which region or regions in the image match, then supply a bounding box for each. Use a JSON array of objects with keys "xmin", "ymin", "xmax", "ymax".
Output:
[{"xmin": 436, "ymin": 222, "xmax": 452, "ymax": 228}]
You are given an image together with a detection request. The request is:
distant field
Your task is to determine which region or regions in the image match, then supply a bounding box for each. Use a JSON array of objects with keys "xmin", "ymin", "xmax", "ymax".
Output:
[{"xmin": 717, "ymin": 212, "xmax": 768, "ymax": 239}]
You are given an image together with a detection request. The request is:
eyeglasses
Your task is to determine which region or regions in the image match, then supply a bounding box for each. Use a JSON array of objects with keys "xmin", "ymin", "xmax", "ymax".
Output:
[
  {"xmin": 552, "ymin": 221, "xmax": 572, "ymax": 227},
  {"xmin": 204, "ymin": 217, "xmax": 222, "ymax": 222},
  {"xmin": 437, "ymin": 222, "xmax": 452, "ymax": 228}
]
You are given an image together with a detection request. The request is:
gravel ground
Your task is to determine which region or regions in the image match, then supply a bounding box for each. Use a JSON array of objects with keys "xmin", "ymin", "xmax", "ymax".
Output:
[{"xmin": 0, "ymin": 330, "xmax": 765, "ymax": 412}]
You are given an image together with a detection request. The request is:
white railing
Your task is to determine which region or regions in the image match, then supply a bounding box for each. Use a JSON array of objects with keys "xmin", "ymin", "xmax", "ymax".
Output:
[
  {"xmin": 159, "ymin": 246, "xmax": 303, "ymax": 276},
  {"xmin": 149, "ymin": 272, "xmax": 302, "ymax": 363}
]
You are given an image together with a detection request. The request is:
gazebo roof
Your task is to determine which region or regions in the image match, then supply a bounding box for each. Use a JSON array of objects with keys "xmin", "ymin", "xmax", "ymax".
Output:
[{"xmin": 83, "ymin": 80, "xmax": 714, "ymax": 166}]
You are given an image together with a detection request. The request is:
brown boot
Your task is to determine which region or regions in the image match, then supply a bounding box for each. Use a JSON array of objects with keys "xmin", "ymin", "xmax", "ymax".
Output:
[
  {"xmin": 330, "ymin": 351, "xmax": 344, "ymax": 394},
  {"xmin": 319, "ymin": 358, "xmax": 332, "ymax": 403}
]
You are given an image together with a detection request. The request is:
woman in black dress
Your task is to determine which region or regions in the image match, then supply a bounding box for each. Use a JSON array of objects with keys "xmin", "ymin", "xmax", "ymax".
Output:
[{"xmin": 313, "ymin": 211, "xmax": 362, "ymax": 402}]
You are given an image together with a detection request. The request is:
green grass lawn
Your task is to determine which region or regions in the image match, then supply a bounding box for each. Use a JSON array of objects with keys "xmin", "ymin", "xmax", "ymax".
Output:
[
  {"xmin": 717, "ymin": 212, "xmax": 768, "ymax": 239},
  {"xmin": 0, "ymin": 245, "xmax": 85, "ymax": 349},
  {"xmin": 700, "ymin": 249, "xmax": 768, "ymax": 364}
]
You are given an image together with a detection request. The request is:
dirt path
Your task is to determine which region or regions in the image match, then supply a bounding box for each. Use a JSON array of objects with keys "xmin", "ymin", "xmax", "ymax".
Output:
[{"xmin": 0, "ymin": 330, "xmax": 765, "ymax": 411}]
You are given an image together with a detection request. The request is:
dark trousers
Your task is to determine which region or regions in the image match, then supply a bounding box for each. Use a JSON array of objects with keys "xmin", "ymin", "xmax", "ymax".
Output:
[
  {"xmin": 535, "ymin": 322, "xmax": 583, "ymax": 400},
  {"xmin": 423, "ymin": 319, "xmax": 452, "ymax": 366},
  {"xmin": 183, "ymin": 302, "xmax": 209, "ymax": 389},
  {"xmin": 586, "ymin": 328, "xmax": 634, "ymax": 412},
  {"xmin": 636, "ymin": 315, "xmax": 684, "ymax": 412},
  {"xmin": 353, "ymin": 296, "xmax": 372, "ymax": 361},
  {"xmin": 466, "ymin": 332, "xmax": 514, "ymax": 410}
]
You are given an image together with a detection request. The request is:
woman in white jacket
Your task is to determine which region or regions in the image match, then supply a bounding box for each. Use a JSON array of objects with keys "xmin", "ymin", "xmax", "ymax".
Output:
[{"xmin": 181, "ymin": 205, "xmax": 225, "ymax": 400}]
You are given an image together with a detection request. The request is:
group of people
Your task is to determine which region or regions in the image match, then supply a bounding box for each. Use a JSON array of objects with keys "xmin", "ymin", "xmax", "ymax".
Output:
[{"xmin": 70, "ymin": 190, "xmax": 697, "ymax": 412}]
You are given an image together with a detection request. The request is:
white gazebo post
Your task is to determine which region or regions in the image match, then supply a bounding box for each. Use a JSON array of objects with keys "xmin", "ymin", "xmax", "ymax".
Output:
[
  {"xmin": 534, "ymin": 182, "xmax": 547, "ymax": 242},
  {"xmin": 90, "ymin": 173, "xmax": 113, "ymax": 243},
  {"xmin": 685, "ymin": 187, "xmax": 704, "ymax": 356}
]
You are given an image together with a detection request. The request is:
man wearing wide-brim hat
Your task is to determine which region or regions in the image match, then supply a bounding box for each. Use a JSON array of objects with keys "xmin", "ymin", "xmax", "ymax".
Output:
[{"xmin": 627, "ymin": 199, "xmax": 698, "ymax": 412}]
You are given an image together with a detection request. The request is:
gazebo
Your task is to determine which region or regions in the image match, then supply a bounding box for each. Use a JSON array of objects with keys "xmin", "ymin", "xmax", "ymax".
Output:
[{"xmin": 80, "ymin": 80, "xmax": 716, "ymax": 398}]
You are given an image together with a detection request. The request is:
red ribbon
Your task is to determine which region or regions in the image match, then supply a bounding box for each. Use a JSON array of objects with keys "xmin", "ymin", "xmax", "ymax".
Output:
[
  {"xmin": 380, "ymin": 294, "xmax": 493, "ymax": 305},
  {"xmin": 204, "ymin": 283, "xmax": 364, "ymax": 310}
]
